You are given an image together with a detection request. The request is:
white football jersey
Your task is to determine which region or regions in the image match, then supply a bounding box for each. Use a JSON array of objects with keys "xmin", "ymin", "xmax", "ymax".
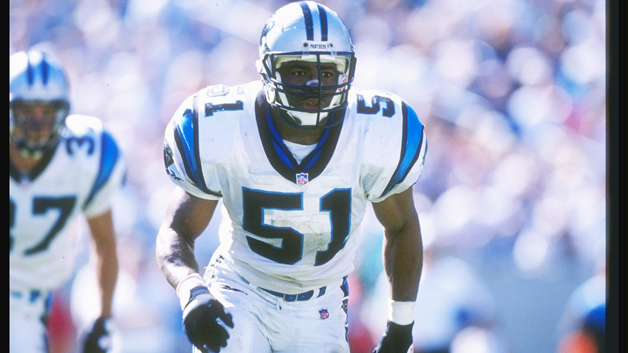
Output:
[
  {"xmin": 164, "ymin": 81, "xmax": 427, "ymax": 294},
  {"xmin": 10, "ymin": 115, "xmax": 126, "ymax": 292}
]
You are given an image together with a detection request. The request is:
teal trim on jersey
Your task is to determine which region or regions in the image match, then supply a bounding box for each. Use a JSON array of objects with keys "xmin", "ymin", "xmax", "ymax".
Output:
[
  {"xmin": 174, "ymin": 108, "xmax": 203, "ymax": 185},
  {"xmin": 381, "ymin": 103, "xmax": 425, "ymax": 197},
  {"xmin": 84, "ymin": 131, "xmax": 121, "ymax": 210},
  {"xmin": 267, "ymin": 109, "xmax": 298, "ymax": 168},
  {"xmin": 173, "ymin": 104, "xmax": 220, "ymax": 197}
]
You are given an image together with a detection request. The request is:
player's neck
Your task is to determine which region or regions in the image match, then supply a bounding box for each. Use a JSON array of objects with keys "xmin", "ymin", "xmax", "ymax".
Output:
[
  {"xmin": 271, "ymin": 109, "xmax": 324, "ymax": 146},
  {"xmin": 9, "ymin": 144, "xmax": 44, "ymax": 174}
]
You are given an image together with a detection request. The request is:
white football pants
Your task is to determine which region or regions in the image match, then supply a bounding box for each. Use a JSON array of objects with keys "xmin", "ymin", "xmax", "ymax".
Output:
[
  {"xmin": 9, "ymin": 289, "xmax": 52, "ymax": 353},
  {"xmin": 195, "ymin": 260, "xmax": 351, "ymax": 353}
]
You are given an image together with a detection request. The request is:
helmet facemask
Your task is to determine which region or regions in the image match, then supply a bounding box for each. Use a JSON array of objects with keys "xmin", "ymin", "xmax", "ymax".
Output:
[
  {"xmin": 10, "ymin": 100, "xmax": 69, "ymax": 159},
  {"xmin": 260, "ymin": 51, "xmax": 355, "ymax": 129}
]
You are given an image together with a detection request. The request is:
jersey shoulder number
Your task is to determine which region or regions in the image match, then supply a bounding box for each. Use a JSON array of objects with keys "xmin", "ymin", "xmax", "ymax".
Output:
[
  {"xmin": 65, "ymin": 114, "xmax": 125, "ymax": 211},
  {"xmin": 350, "ymin": 88, "xmax": 428, "ymax": 201},
  {"xmin": 163, "ymin": 83, "xmax": 257, "ymax": 198}
]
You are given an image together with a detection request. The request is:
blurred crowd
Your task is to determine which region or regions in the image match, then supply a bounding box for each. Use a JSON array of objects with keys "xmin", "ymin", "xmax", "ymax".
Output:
[{"xmin": 10, "ymin": 0, "xmax": 607, "ymax": 352}]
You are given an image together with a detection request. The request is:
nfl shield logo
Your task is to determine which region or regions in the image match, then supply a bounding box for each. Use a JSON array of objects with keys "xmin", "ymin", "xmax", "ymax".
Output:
[
  {"xmin": 319, "ymin": 309, "xmax": 329, "ymax": 320},
  {"xmin": 296, "ymin": 172, "xmax": 309, "ymax": 186}
]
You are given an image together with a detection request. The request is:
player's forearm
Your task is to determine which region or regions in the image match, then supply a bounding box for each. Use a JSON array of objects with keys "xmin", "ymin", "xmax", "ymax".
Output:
[
  {"xmin": 156, "ymin": 226, "xmax": 202, "ymax": 289},
  {"xmin": 87, "ymin": 210, "xmax": 119, "ymax": 318},
  {"xmin": 156, "ymin": 187, "xmax": 216, "ymax": 289},
  {"xmin": 95, "ymin": 242, "xmax": 118, "ymax": 318},
  {"xmin": 383, "ymin": 224, "xmax": 423, "ymax": 302}
]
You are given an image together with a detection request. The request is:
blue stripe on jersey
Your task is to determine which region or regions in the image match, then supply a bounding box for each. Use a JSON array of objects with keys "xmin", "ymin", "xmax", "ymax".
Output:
[
  {"xmin": 265, "ymin": 104, "xmax": 332, "ymax": 171},
  {"xmin": 173, "ymin": 106, "xmax": 220, "ymax": 196},
  {"xmin": 381, "ymin": 103, "xmax": 425, "ymax": 197},
  {"xmin": 303, "ymin": 148, "xmax": 323, "ymax": 170},
  {"xmin": 301, "ymin": 128, "xmax": 330, "ymax": 169},
  {"xmin": 84, "ymin": 131, "xmax": 121, "ymax": 209},
  {"xmin": 272, "ymin": 139, "xmax": 297, "ymax": 169},
  {"xmin": 266, "ymin": 109, "xmax": 298, "ymax": 169}
]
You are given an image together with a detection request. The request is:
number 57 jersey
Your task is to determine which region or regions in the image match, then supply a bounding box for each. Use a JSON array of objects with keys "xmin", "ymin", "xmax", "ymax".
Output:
[
  {"xmin": 164, "ymin": 81, "xmax": 427, "ymax": 294},
  {"xmin": 10, "ymin": 115, "xmax": 126, "ymax": 292}
]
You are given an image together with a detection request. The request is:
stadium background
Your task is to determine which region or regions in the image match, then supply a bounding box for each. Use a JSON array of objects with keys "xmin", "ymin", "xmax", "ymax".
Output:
[{"xmin": 10, "ymin": 0, "xmax": 609, "ymax": 352}]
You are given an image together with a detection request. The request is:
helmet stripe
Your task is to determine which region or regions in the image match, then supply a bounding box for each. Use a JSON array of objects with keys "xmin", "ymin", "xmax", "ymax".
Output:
[
  {"xmin": 24, "ymin": 52, "xmax": 52, "ymax": 86},
  {"xmin": 299, "ymin": 2, "xmax": 314, "ymax": 41},
  {"xmin": 26, "ymin": 55, "xmax": 34, "ymax": 86},
  {"xmin": 41, "ymin": 56, "xmax": 50, "ymax": 85},
  {"xmin": 317, "ymin": 4, "xmax": 328, "ymax": 41}
]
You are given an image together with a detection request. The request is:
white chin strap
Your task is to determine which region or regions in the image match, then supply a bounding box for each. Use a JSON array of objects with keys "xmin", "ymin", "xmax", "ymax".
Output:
[{"xmin": 286, "ymin": 109, "xmax": 328, "ymax": 126}]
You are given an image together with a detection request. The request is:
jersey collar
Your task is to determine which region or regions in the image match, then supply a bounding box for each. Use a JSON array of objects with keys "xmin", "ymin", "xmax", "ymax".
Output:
[{"xmin": 255, "ymin": 91, "xmax": 345, "ymax": 185}]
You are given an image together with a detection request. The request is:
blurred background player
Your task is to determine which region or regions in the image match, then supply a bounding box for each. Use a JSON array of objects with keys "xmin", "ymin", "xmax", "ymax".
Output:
[
  {"xmin": 157, "ymin": 1, "xmax": 427, "ymax": 352},
  {"xmin": 9, "ymin": 49, "xmax": 127, "ymax": 353},
  {"xmin": 557, "ymin": 263, "xmax": 606, "ymax": 353}
]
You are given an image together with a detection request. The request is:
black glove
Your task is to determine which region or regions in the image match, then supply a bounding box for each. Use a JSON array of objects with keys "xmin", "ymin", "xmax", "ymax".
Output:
[
  {"xmin": 182, "ymin": 286, "xmax": 234, "ymax": 353},
  {"xmin": 373, "ymin": 321, "xmax": 414, "ymax": 353},
  {"xmin": 83, "ymin": 317, "xmax": 113, "ymax": 353}
]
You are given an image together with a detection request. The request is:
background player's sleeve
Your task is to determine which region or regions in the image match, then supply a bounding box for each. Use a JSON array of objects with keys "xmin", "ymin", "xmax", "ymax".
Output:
[
  {"xmin": 163, "ymin": 95, "xmax": 223, "ymax": 201},
  {"xmin": 365, "ymin": 101, "xmax": 427, "ymax": 203},
  {"xmin": 79, "ymin": 122, "xmax": 127, "ymax": 218}
]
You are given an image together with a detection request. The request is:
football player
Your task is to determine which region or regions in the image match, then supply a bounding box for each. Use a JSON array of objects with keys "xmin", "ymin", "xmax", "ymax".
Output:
[
  {"xmin": 9, "ymin": 50, "xmax": 126, "ymax": 353},
  {"xmin": 157, "ymin": 2, "xmax": 427, "ymax": 353}
]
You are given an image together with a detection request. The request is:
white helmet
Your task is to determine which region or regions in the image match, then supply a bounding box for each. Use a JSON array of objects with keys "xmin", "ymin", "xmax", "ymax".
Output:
[
  {"xmin": 258, "ymin": 1, "xmax": 356, "ymax": 128},
  {"xmin": 10, "ymin": 50, "xmax": 70, "ymax": 157}
]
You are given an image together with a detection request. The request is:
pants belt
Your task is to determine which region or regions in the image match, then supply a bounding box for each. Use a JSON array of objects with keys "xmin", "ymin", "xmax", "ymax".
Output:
[
  {"xmin": 260, "ymin": 286, "xmax": 327, "ymax": 302},
  {"xmin": 10, "ymin": 289, "xmax": 46, "ymax": 304}
]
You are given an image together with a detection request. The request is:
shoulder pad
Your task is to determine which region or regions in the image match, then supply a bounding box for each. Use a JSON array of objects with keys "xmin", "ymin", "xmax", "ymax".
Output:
[
  {"xmin": 171, "ymin": 83, "xmax": 257, "ymax": 163},
  {"xmin": 164, "ymin": 82, "xmax": 261, "ymax": 198},
  {"xmin": 348, "ymin": 88, "xmax": 427, "ymax": 201},
  {"xmin": 64, "ymin": 114, "xmax": 104, "ymax": 137}
]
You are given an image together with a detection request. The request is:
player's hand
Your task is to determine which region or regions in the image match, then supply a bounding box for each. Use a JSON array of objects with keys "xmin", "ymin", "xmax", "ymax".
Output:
[
  {"xmin": 373, "ymin": 321, "xmax": 414, "ymax": 353},
  {"xmin": 182, "ymin": 286, "xmax": 234, "ymax": 353},
  {"xmin": 83, "ymin": 317, "xmax": 113, "ymax": 353}
]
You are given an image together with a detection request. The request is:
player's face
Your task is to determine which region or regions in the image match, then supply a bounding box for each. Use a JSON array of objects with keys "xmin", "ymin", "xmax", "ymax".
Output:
[
  {"xmin": 10, "ymin": 102, "xmax": 60, "ymax": 145},
  {"xmin": 276, "ymin": 61, "xmax": 340, "ymax": 111}
]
